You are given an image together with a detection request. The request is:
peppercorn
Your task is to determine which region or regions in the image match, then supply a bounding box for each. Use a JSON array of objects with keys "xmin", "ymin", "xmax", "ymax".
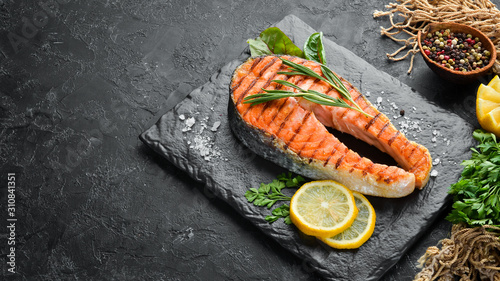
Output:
[{"xmin": 422, "ymin": 31, "xmax": 491, "ymax": 72}]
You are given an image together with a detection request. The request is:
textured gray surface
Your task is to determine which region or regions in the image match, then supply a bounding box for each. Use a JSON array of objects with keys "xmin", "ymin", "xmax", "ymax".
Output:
[
  {"xmin": 140, "ymin": 15, "xmax": 475, "ymax": 281},
  {"xmin": 1, "ymin": 0, "xmax": 498, "ymax": 280}
]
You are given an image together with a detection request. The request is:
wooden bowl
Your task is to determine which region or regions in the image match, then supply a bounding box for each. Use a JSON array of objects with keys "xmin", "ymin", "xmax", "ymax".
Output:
[{"xmin": 417, "ymin": 22, "xmax": 496, "ymax": 84}]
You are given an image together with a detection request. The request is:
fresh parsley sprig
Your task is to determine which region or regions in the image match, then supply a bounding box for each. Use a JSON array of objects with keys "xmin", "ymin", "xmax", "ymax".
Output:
[
  {"xmin": 243, "ymin": 80, "xmax": 367, "ymax": 116},
  {"xmin": 446, "ymin": 129, "xmax": 500, "ymax": 227},
  {"xmin": 265, "ymin": 204, "xmax": 291, "ymax": 224},
  {"xmin": 245, "ymin": 172, "xmax": 305, "ymax": 224}
]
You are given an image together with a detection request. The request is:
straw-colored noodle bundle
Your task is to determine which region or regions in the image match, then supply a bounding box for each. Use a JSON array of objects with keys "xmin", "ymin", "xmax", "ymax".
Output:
[
  {"xmin": 413, "ymin": 224, "xmax": 500, "ymax": 281},
  {"xmin": 373, "ymin": 0, "xmax": 500, "ymax": 74}
]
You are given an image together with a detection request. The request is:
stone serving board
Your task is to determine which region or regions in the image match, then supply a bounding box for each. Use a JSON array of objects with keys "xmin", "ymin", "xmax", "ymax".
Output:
[{"xmin": 140, "ymin": 15, "xmax": 474, "ymax": 280}]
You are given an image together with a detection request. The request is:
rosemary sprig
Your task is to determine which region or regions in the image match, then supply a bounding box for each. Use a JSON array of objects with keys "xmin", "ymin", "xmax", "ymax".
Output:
[
  {"xmin": 254, "ymin": 58, "xmax": 373, "ymax": 118},
  {"xmin": 243, "ymin": 80, "xmax": 370, "ymax": 117}
]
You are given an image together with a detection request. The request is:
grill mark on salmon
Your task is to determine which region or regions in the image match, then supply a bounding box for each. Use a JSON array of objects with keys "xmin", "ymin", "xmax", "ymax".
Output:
[
  {"xmin": 229, "ymin": 55, "xmax": 432, "ymax": 198},
  {"xmin": 285, "ymin": 111, "xmax": 311, "ymax": 150},
  {"xmin": 265, "ymin": 72, "xmax": 310, "ymax": 131},
  {"xmin": 354, "ymin": 94, "xmax": 363, "ymax": 102},
  {"xmin": 298, "ymin": 133, "xmax": 314, "ymax": 158},
  {"xmin": 365, "ymin": 113, "xmax": 381, "ymax": 131},
  {"xmin": 259, "ymin": 57, "xmax": 279, "ymax": 76},
  {"xmin": 236, "ymin": 79, "xmax": 258, "ymax": 106},
  {"xmin": 232, "ymin": 57, "xmax": 262, "ymax": 92},
  {"xmin": 349, "ymin": 156, "xmax": 361, "ymax": 173},
  {"xmin": 253, "ymin": 76, "xmax": 287, "ymax": 119},
  {"xmin": 339, "ymin": 106, "xmax": 349, "ymax": 119},
  {"xmin": 324, "ymin": 142, "xmax": 342, "ymax": 167},
  {"xmin": 253, "ymin": 58, "xmax": 306, "ymax": 123},
  {"xmin": 377, "ymin": 166, "xmax": 389, "ymax": 181},
  {"xmin": 267, "ymin": 99, "xmax": 288, "ymax": 128},
  {"xmin": 242, "ymin": 63, "xmax": 286, "ymax": 118},
  {"xmin": 377, "ymin": 122, "xmax": 390, "ymax": 138},
  {"xmin": 363, "ymin": 163, "xmax": 374, "ymax": 176},
  {"xmin": 388, "ymin": 131, "xmax": 400, "ymax": 146},
  {"xmin": 309, "ymin": 135, "xmax": 328, "ymax": 162},
  {"xmin": 407, "ymin": 145, "xmax": 418, "ymax": 160},
  {"xmin": 335, "ymin": 153, "xmax": 346, "ymax": 169},
  {"xmin": 276, "ymin": 107, "xmax": 297, "ymax": 136},
  {"xmin": 240, "ymin": 57, "xmax": 281, "ymax": 106},
  {"xmin": 250, "ymin": 57, "xmax": 262, "ymax": 71}
]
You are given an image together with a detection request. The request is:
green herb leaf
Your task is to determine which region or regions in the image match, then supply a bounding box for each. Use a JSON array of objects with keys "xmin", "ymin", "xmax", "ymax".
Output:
[
  {"xmin": 245, "ymin": 173, "xmax": 305, "ymax": 224},
  {"xmin": 265, "ymin": 204, "xmax": 291, "ymax": 224},
  {"xmin": 247, "ymin": 27, "xmax": 304, "ymax": 58},
  {"xmin": 304, "ymin": 32, "xmax": 326, "ymax": 64},
  {"xmin": 446, "ymin": 129, "xmax": 500, "ymax": 227},
  {"xmin": 247, "ymin": 37, "xmax": 273, "ymax": 57}
]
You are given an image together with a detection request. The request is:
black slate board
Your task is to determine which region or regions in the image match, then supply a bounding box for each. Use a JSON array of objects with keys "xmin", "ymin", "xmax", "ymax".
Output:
[{"xmin": 140, "ymin": 15, "xmax": 475, "ymax": 280}]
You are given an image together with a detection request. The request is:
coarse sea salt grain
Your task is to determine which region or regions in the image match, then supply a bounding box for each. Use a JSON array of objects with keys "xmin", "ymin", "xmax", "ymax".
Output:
[
  {"xmin": 211, "ymin": 121, "xmax": 221, "ymax": 132},
  {"xmin": 430, "ymin": 170, "xmax": 439, "ymax": 177},
  {"xmin": 398, "ymin": 119, "xmax": 422, "ymax": 136},
  {"xmin": 182, "ymin": 117, "xmax": 196, "ymax": 132},
  {"xmin": 433, "ymin": 158, "xmax": 441, "ymax": 166},
  {"xmin": 189, "ymin": 134, "xmax": 222, "ymax": 161},
  {"xmin": 181, "ymin": 113, "xmax": 223, "ymax": 161}
]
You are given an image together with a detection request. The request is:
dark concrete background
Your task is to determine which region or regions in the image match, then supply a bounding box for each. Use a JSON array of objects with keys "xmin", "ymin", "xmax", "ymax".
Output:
[{"xmin": 0, "ymin": 0, "xmax": 498, "ymax": 280}]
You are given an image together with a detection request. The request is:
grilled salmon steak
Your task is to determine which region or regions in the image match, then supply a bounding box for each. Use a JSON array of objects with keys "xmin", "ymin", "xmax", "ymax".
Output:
[{"xmin": 228, "ymin": 55, "xmax": 432, "ymax": 198}]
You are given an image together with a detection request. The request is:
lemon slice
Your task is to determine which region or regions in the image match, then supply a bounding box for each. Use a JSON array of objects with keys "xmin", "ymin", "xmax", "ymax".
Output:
[
  {"xmin": 290, "ymin": 180, "xmax": 358, "ymax": 238},
  {"xmin": 488, "ymin": 75, "xmax": 500, "ymax": 92},
  {"xmin": 320, "ymin": 192, "xmax": 376, "ymax": 249},
  {"xmin": 477, "ymin": 83, "xmax": 500, "ymax": 136}
]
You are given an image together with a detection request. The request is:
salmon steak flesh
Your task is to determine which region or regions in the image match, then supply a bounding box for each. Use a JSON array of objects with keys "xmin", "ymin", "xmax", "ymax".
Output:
[{"xmin": 228, "ymin": 55, "xmax": 432, "ymax": 198}]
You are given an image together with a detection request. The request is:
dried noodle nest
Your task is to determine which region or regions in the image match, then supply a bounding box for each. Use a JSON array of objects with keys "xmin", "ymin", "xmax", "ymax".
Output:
[
  {"xmin": 373, "ymin": 0, "xmax": 500, "ymax": 74},
  {"xmin": 414, "ymin": 224, "xmax": 500, "ymax": 281}
]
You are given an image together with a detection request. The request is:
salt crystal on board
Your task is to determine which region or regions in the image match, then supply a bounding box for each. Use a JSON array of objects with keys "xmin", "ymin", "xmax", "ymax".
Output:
[
  {"xmin": 211, "ymin": 121, "xmax": 221, "ymax": 132},
  {"xmin": 433, "ymin": 158, "xmax": 441, "ymax": 166},
  {"xmin": 182, "ymin": 117, "xmax": 196, "ymax": 132}
]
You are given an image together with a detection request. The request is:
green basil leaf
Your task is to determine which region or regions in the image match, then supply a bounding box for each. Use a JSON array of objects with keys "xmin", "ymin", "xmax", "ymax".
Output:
[
  {"xmin": 304, "ymin": 32, "xmax": 326, "ymax": 64},
  {"xmin": 247, "ymin": 37, "xmax": 273, "ymax": 57},
  {"xmin": 247, "ymin": 27, "xmax": 304, "ymax": 57}
]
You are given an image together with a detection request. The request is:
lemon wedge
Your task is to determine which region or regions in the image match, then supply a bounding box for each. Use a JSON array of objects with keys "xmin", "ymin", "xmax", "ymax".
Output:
[
  {"xmin": 289, "ymin": 180, "xmax": 358, "ymax": 238},
  {"xmin": 477, "ymin": 82, "xmax": 500, "ymax": 136},
  {"xmin": 319, "ymin": 192, "xmax": 376, "ymax": 249},
  {"xmin": 488, "ymin": 75, "xmax": 500, "ymax": 92},
  {"xmin": 479, "ymin": 107, "xmax": 500, "ymax": 136}
]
